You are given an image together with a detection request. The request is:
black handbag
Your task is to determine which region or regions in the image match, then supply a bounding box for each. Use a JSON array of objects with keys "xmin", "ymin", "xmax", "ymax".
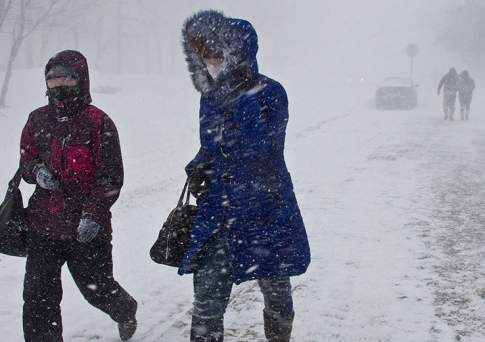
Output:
[
  {"xmin": 150, "ymin": 178, "xmax": 198, "ymax": 267},
  {"xmin": 0, "ymin": 168, "xmax": 28, "ymax": 257}
]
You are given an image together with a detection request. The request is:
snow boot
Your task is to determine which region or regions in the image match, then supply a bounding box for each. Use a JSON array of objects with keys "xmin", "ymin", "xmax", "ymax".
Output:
[
  {"xmin": 190, "ymin": 333, "xmax": 224, "ymax": 342},
  {"xmin": 263, "ymin": 310, "xmax": 294, "ymax": 342},
  {"xmin": 118, "ymin": 300, "xmax": 137, "ymax": 341},
  {"xmin": 119, "ymin": 319, "xmax": 137, "ymax": 341}
]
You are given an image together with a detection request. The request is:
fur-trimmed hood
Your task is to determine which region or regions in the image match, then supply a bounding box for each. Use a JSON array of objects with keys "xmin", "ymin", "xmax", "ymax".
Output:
[{"xmin": 182, "ymin": 10, "xmax": 259, "ymax": 94}]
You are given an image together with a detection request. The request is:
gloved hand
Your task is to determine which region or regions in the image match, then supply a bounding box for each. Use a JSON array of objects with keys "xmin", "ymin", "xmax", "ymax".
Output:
[
  {"xmin": 33, "ymin": 164, "xmax": 59, "ymax": 190},
  {"xmin": 188, "ymin": 173, "xmax": 208, "ymax": 198},
  {"xmin": 77, "ymin": 218, "xmax": 101, "ymax": 243}
]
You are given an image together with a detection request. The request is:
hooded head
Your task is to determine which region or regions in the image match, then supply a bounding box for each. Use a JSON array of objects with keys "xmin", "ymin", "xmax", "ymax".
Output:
[
  {"xmin": 182, "ymin": 10, "xmax": 259, "ymax": 94},
  {"xmin": 45, "ymin": 50, "xmax": 92, "ymax": 111},
  {"xmin": 461, "ymin": 70, "xmax": 469, "ymax": 78},
  {"xmin": 449, "ymin": 67, "xmax": 457, "ymax": 77}
]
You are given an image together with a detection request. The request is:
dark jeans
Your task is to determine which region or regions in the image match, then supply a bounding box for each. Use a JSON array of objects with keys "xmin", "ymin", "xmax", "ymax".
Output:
[
  {"xmin": 23, "ymin": 233, "xmax": 137, "ymax": 342},
  {"xmin": 190, "ymin": 237, "xmax": 294, "ymax": 341}
]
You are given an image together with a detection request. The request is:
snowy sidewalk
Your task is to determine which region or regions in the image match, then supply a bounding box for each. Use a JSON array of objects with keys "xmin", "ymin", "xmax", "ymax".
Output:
[{"xmin": 2, "ymin": 74, "xmax": 485, "ymax": 341}]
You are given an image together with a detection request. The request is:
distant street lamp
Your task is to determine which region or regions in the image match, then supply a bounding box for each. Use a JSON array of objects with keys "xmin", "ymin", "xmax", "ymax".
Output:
[{"xmin": 406, "ymin": 44, "xmax": 419, "ymax": 86}]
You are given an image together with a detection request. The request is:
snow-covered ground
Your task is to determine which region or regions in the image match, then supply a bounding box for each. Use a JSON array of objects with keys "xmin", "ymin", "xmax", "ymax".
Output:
[{"xmin": 1, "ymin": 68, "xmax": 485, "ymax": 342}]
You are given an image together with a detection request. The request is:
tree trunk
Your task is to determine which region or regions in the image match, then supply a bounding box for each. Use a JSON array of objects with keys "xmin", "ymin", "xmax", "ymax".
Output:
[
  {"xmin": 0, "ymin": 0, "xmax": 8, "ymax": 27},
  {"xmin": 0, "ymin": 0, "xmax": 25, "ymax": 107},
  {"xmin": 25, "ymin": 35, "xmax": 34, "ymax": 68},
  {"xmin": 0, "ymin": 0, "xmax": 59, "ymax": 106},
  {"xmin": 39, "ymin": 28, "xmax": 51, "ymax": 66},
  {"xmin": 116, "ymin": 0, "xmax": 122, "ymax": 73},
  {"xmin": 145, "ymin": 35, "xmax": 150, "ymax": 74},
  {"xmin": 94, "ymin": 3, "xmax": 104, "ymax": 71},
  {"xmin": 0, "ymin": 0, "xmax": 6, "ymax": 21},
  {"xmin": 0, "ymin": 36, "xmax": 23, "ymax": 107},
  {"xmin": 155, "ymin": 32, "xmax": 163, "ymax": 75},
  {"xmin": 72, "ymin": 24, "xmax": 79, "ymax": 50}
]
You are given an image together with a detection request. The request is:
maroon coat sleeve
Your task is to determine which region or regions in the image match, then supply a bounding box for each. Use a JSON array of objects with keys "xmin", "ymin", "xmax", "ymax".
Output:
[
  {"xmin": 19, "ymin": 113, "xmax": 40, "ymax": 184},
  {"xmin": 82, "ymin": 115, "xmax": 124, "ymax": 224}
]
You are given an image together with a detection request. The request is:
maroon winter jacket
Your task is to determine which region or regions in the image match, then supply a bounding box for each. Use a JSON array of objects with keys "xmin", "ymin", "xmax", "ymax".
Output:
[{"xmin": 20, "ymin": 50, "xmax": 123, "ymax": 240}]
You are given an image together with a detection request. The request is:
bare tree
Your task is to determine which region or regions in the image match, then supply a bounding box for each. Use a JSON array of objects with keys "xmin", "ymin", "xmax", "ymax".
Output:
[
  {"xmin": 137, "ymin": 0, "xmax": 180, "ymax": 75},
  {"xmin": 0, "ymin": 0, "xmax": 14, "ymax": 29},
  {"xmin": 94, "ymin": 3, "xmax": 107, "ymax": 70},
  {"xmin": 0, "ymin": 0, "xmax": 61, "ymax": 107},
  {"xmin": 116, "ymin": 0, "xmax": 122, "ymax": 73},
  {"xmin": 36, "ymin": 0, "xmax": 92, "ymax": 62}
]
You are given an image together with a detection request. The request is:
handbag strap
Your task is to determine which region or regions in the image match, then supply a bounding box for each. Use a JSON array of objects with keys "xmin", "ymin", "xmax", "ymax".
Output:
[
  {"xmin": 8, "ymin": 168, "xmax": 22, "ymax": 193},
  {"xmin": 185, "ymin": 178, "xmax": 191, "ymax": 205},
  {"xmin": 177, "ymin": 177, "xmax": 191, "ymax": 207}
]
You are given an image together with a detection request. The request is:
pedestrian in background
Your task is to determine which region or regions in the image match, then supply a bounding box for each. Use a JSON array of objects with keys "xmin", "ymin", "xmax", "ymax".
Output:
[
  {"xmin": 438, "ymin": 67, "xmax": 459, "ymax": 120},
  {"xmin": 458, "ymin": 70, "xmax": 475, "ymax": 120}
]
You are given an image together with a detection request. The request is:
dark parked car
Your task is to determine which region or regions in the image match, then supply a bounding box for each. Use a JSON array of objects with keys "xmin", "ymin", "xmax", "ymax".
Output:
[{"xmin": 375, "ymin": 77, "xmax": 418, "ymax": 110}]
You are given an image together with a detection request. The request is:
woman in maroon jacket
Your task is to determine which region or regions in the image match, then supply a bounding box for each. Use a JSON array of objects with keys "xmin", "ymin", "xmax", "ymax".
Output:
[{"xmin": 19, "ymin": 50, "xmax": 137, "ymax": 342}]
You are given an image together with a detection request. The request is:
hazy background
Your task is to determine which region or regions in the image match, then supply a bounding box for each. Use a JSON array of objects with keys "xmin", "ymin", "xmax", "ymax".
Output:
[
  {"xmin": 3, "ymin": 2, "xmax": 485, "ymax": 341},
  {"xmin": 0, "ymin": 0, "xmax": 482, "ymax": 106}
]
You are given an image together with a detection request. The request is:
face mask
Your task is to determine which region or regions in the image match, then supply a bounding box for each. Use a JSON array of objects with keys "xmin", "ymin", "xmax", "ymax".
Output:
[
  {"xmin": 205, "ymin": 60, "xmax": 224, "ymax": 80},
  {"xmin": 47, "ymin": 86, "xmax": 84, "ymax": 115},
  {"xmin": 47, "ymin": 86, "xmax": 81, "ymax": 102}
]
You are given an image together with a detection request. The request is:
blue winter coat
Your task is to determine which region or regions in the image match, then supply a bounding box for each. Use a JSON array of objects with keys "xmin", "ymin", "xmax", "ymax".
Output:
[{"xmin": 179, "ymin": 10, "xmax": 310, "ymax": 284}]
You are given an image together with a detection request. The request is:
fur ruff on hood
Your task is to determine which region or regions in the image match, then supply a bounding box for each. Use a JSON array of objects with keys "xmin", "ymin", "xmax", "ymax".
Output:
[{"xmin": 182, "ymin": 10, "xmax": 259, "ymax": 94}]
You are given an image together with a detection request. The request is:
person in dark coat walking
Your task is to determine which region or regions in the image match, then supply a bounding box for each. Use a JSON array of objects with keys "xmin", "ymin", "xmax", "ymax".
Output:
[
  {"xmin": 458, "ymin": 70, "xmax": 475, "ymax": 120},
  {"xmin": 19, "ymin": 50, "xmax": 137, "ymax": 342},
  {"xmin": 438, "ymin": 67, "xmax": 459, "ymax": 120},
  {"xmin": 180, "ymin": 10, "xmax": 311, "ymax": 342}
]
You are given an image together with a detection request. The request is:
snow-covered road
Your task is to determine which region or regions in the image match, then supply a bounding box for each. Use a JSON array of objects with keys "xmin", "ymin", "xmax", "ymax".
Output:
[{"xmin": 1, "ymin": 71, "xmax": 485, "ymax": 341}]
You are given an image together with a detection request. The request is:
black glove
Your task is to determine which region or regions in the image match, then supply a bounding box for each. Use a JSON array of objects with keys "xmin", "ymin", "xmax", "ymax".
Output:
[
  {"xmin": 188, "ymin": 173, "xmax": 208, "ymax": 198},
  {"xmin": 33, "ymin": 164, "xmax": 59, "ymax": 190},
  {"xmin": 77, "ymin": 217, "xmax": 101, "ymax": 243}
]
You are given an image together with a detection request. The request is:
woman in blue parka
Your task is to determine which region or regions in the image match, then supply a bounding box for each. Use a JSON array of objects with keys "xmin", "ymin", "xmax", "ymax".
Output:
[{"xmin": 180, "ymin": 10, "xmax": 310, "ymax": 342}]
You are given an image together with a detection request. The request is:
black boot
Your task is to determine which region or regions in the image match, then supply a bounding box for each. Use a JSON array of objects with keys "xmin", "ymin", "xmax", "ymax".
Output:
[
  {"xmin": 190, "ymin": 324, "xmax": 224, "ymax": 342},
  {"xmin": 190, "ymin": 335, "xmax": 223, "ymax": 342},
  {"xmin": 263, "ymin": 310, "xmax": 294, "ymax": 342},
  {"xmin": 118, "ymin": 301, "xmax": 138, "ymax": 341},
  {"xmin": 118, "ymin": 319, "xmax": 137, "ymax": 341}
]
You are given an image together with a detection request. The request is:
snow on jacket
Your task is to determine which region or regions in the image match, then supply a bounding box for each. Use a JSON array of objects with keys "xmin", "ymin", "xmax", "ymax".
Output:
[
  {"xmin": 179, "ymin": 10, "xmax": 311, "ymax": 284},
  {"xmin": 20, "ymin": 50, "xmax": 123, "ymax": 240}
]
